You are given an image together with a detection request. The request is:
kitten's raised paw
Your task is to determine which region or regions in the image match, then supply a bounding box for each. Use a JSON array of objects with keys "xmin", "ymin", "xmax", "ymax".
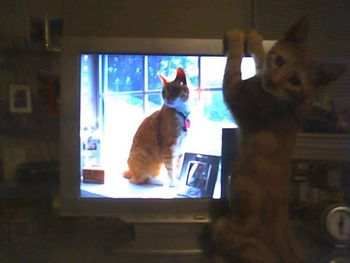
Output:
[
  {"xmin": 224, "ymin": 29, "xmax": 245, "ymax": 56},
  {"xmin": 246, "ymin": 30, "xmax": 264, "ymax": 55}
]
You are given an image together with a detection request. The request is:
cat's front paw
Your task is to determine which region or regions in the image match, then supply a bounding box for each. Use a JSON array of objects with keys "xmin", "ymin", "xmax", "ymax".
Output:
[
  {"xmin": 148, "ymin": 177, "xmax": 164, "ymax": 186},
  {"xmin": 224, "ymin": 29, "xmax": 244, "ymax": 56},
  {"xmin": 246, "ymin": 30, "xmax": 264, "ymax": 56}
]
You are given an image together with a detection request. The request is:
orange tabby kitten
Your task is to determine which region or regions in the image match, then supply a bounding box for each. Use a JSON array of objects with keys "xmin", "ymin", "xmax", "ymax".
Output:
[
  {"xmin": 124, "ymin": 68, "xmax": 190, "ymax": 187},
  {"xmin": 212, "ymin": 19, "xmax": 345, "ymax": 263}
]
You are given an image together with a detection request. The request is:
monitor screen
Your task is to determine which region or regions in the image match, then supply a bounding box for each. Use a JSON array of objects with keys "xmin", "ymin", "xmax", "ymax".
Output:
[{"xmin": 79, "ymin": 53, "xmax": 255, "ymax": 199}]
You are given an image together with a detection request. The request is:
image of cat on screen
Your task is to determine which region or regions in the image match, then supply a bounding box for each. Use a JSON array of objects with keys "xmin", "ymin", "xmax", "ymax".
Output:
[
  {"xmin": 123, "ymin": 68, "xmax": 190, "ymax": 188},
  {"xmin": 79, "ymin": 53, "xmax": 235, "ymax": 199}
]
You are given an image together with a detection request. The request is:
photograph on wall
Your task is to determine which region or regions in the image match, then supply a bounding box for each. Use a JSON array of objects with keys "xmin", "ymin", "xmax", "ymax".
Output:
[{"xmin": 9, "ymin": 84, "xmax": 32, "ymax": 113}]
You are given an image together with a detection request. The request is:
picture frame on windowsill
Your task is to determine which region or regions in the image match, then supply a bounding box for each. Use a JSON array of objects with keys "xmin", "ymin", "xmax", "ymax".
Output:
[{"xmin": 177, "ymin": 152, "xmax": 221, "ymax": 198}]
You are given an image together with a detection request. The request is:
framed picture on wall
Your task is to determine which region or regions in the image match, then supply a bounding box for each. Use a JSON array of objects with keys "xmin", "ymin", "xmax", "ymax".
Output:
[{"xmin": 9, "ymin": 84, "xmax": 32, "ymax": 113}]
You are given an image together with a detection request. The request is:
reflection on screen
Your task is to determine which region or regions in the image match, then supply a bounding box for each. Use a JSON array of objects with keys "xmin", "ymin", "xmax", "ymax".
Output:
[{"xmin": 79, "ymin": 54, "xmax": 255, "ymax": 199}]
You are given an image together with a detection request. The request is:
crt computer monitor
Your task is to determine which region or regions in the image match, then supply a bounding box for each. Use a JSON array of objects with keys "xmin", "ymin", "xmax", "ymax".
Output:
[
  {"xmin": 59, "ymin": 36, "xmax": 272, "ymax": 254},
  {"xmin": 60, "ymin": 36, "xmax": 259, "ymax": 222}
]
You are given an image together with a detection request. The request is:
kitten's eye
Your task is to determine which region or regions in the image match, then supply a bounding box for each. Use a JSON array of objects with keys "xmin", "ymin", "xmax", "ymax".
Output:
[
  {"xmin": 275, "ymin": 55, "xmax": 285, "ymax": 67},
  {"xmin": 289, "ymin": 75, "xmax": 301, "ymax": 86}
]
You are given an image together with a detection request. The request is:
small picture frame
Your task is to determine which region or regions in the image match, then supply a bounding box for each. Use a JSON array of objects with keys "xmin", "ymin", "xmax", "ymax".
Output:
[
  {"xmin": 177, "ymin": 153, "xmax": 221, "ymax": 198},
  {"xmin": 9, "ymin": 84, "xmax": 32, "ymax": 113}
]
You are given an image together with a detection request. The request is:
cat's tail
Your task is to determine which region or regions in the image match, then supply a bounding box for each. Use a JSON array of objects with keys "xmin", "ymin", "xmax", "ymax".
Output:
[{"xmin": 123, "ymin": 170, "xmax": 155, "ymax": 185}]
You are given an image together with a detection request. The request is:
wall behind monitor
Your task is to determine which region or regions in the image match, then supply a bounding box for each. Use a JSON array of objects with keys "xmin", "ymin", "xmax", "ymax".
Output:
[
  {"xmin": 63, "ymin": 0, "xmax": 250, "ymax": 38},
  {"xmin": 62, "ymin": 0, "xmax": 349, "ymax": 112},
  {"xmin": 0, "ymin": 0, "xmax": 62, "ymax": 39}
]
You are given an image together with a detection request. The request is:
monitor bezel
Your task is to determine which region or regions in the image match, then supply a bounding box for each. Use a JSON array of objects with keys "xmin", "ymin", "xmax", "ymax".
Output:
[
  {"xmin": 60, "ymin": 36, "xmax": 227, "ymax": 223},
  {"xmin": 60, "ymin": 36, "xmax": 275, "ymax": 223}
]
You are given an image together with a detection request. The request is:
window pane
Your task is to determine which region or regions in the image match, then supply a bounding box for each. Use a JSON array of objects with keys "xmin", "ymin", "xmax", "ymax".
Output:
[
  {"xmin": 241, "ymin": 57, "xmax": 256, "ymax": 80},
  {"xmin": 103, "ymin": 94, "xmax": 144, "ymax": 166},
  {"xmin": 107, "ymin": 55, "xmax": 144, "ymax": 92},
  {"xmin": 80, "ymin": 54, "xmax": 98, "ymax": 128},
  {"xmin": 200, "ymin": 56, "xmax": 226, "ymax": 89},
  {"xmin": 104, "ymin": 94, "xmax": 144, "ymax": 121},
  {"xmin": 148, "ymin": 55, "xmax": 199, "ymax": 90},
  {"xmin": 201, "ymin": 91, "xmax": 233, "ymax": 123},
  {"xmin": 146, "ymin": 93, "xmax": 162, "ymax": 115}
]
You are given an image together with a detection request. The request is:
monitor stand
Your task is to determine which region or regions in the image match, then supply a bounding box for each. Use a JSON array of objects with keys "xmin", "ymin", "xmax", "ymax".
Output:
[{"xmin": 112, "ymin": 223, "xmax": 207, "ymax": 261}]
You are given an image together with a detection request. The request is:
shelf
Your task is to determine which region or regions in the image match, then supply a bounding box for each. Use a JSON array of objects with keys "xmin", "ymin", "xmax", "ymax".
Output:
[
  {"xmin": 0, "ymin": 42, "xmax": 60, "ymax": 75},
  {"xmin": 294, "ymin": 133, "xmax": 350, "ymax": 161},
  {"xmin": 0, "ymin": 114, "xmax": 59, "ymax": 140},
  {"xmin": 0, "ymin": 38, "xmax": 60, "ymax": 55}
]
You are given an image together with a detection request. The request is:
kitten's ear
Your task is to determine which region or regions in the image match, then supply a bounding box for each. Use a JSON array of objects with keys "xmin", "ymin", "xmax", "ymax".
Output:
[
  {"xmin": 174, "ymin": 68, "xmax": 187, "ymax": 85},
  {"xmin": 313, "ymin": 63, "xmax": 346, "ymax": 86},
  {"xmin": 283, "ymin": 18, "xmax": 309, "ymax": 45},
  {"xmin": 158, "ymin": 73, "xmax": 168, "ymax": 86}
]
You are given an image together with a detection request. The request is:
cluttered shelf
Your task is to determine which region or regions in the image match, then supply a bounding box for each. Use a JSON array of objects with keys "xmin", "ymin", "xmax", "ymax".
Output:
[
  {"xmin": 0, "ymin": 114, "xmax": 59, "ymax": 140},
  {"xmin": 294, "ymin": 133, "xmax": 350, "ymax": 162}
]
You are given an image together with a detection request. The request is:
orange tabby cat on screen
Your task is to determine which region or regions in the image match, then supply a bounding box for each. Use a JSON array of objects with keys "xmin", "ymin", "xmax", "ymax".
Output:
[
  {"xmin": 212, "ymin": 19, "xmax": 345, "ymax": 263},
  {"xmin": 124, "ymin": 68, "xmax": 190, "ymax": 188}
]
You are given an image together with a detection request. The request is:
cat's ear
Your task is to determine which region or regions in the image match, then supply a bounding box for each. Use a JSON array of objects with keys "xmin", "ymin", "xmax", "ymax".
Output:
[
  {"xmin": 174, "ymin": 68, "xmax": 187, "ymax": 85},
  {"xmin": 313, "ymin": 63, "xmax": 346, "ymax": 86},
  {"xmin": 283, "ymin": 18, "xmax": 309, "ymax": 45},
  {"xmin": 158, "ymin": 73, "xmax": 168, "ymax": 86}
]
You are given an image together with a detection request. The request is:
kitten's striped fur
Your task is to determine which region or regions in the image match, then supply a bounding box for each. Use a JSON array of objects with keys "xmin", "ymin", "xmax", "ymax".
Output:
[
  {"xmin": 212, "ymin": 19, "xmax": 345, "ymax": 263},
  {"xmin": 124, "ymin": 68, "xmax": 189, "ymax": 187}
]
